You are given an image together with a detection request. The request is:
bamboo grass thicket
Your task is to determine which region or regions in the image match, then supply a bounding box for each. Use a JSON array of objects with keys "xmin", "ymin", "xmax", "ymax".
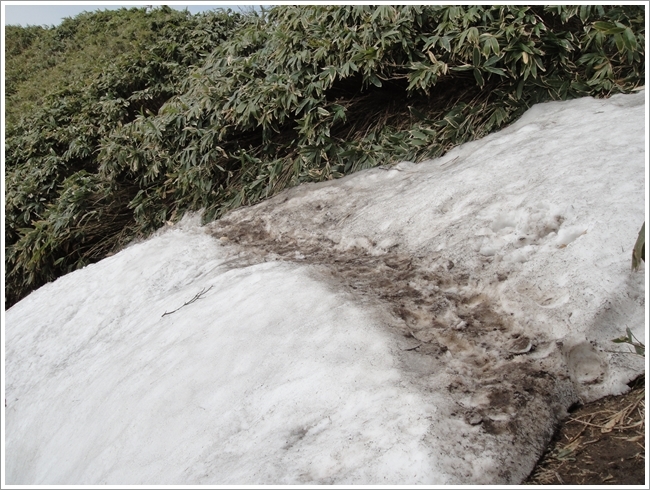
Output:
[{"xmin": 4, "ymin": 5, "xmax": 646, "ymax": 307}]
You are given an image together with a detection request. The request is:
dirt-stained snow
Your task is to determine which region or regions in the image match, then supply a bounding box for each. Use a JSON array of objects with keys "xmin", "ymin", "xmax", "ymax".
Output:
[{"xmin": 4, "ymin": 91, "xmax": 646, "ymax": 485}]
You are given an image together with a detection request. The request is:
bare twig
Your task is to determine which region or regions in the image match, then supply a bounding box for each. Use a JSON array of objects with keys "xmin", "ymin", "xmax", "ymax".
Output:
[
  {"xmin": 162, "ymin": 285, "xmax": 214, "ymax": 317},
  {"xmin": 567, "ymin": 414, "xmax": 595, "ymax": 444}
]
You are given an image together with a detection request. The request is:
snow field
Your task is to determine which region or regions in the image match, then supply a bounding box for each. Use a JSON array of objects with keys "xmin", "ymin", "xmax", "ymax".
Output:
[
  {"xmin": 5, "ymin": 226, "xmax": 447, "ymax": 484},
  {"xmin": 4, "ymin": 91, "xmax": 646, "ymax": 485}
]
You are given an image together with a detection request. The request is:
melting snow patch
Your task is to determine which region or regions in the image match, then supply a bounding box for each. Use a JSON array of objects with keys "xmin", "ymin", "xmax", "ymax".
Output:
[{"xmin": 5, "ymin": 92, "xmax": 646, "ymax": 485}]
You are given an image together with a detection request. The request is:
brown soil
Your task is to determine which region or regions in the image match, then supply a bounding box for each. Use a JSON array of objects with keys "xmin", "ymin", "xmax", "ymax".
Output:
[{"xmin": 525, "ymin": 375, "xmax": 646, "ymax": 485}]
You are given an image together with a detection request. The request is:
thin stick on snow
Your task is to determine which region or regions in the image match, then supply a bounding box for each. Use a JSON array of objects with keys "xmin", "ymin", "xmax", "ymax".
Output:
[{"xmin": 162, "ymin": 285, "xmax": 214, "ymax": 317}]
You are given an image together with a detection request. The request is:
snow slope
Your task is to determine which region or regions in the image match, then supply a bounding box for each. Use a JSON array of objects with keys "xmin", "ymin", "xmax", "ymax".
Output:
[{"xmin": 4, "ymin": 91, "xmax": 647, "ymax": 485}]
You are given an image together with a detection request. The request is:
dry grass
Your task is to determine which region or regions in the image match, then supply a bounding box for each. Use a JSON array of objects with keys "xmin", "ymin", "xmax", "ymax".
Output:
[{"xmin": 526, "ymin": 376, "xmax": 645, "ymax": 485}]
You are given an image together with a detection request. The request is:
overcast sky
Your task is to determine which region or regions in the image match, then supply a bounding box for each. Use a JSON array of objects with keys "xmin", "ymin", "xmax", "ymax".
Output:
[{"xmin": 3, "ymin": 2, "xmax": 266, "ymax": 27}]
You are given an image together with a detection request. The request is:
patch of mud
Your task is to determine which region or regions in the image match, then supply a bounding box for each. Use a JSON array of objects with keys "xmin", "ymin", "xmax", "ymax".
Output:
[{"xmin": 209, "ymin": 216, "xmax": 579, "ymax": 483}]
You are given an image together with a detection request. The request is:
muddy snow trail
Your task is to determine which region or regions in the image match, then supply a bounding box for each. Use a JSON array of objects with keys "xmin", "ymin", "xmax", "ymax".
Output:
[{"xmin": 210, "ymin": 216, "xmax": 575, "ymax": 482}]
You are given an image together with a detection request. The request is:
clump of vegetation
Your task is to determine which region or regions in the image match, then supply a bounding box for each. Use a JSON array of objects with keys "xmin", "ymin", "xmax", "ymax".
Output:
[
  {"xmin": 613, "ymin": 327, "xmax": 645, "ymax": 357},
  {"xmin": 5, "ymin": 5, "xmax": 646, "ymax": 307}
]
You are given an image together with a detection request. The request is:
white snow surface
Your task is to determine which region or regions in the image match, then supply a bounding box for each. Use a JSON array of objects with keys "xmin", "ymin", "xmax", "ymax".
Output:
[{"xmin": 4, "ymin": 92, "xmax": 647, "ymax": 485}]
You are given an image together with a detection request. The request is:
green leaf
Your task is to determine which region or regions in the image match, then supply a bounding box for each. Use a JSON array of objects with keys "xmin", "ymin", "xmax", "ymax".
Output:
[
  {"xmin": 368, "ymin": 73, "xmax": 383, "ymax": 87},
  {"xmin": 484, "ymin": 54, "xmax": 500, "ymax": 67},
  {"xmin": 473, "ymin": 46, "xmax": 481, "ymax": 67},
  {"xmin": 484, "ymin": 65, "xmax": 507, "ymax": 76},
  {"xmin": 593, "ymin": 21, "xmax": 625, "ymax": 35},
  {"xmin": 632, "ymin": 222, "xmax": 645, "ymax": 271},
  {"xmin": 622, "ymin": 27, "xmax": 637, "ymax": 51},
  {"xmin": 516, "ymin": 78, "xmax": 525, "ymax": 99},
  {"xmin": 410, "ymin": 129, "xmax": 428, "ymax": 139},
  {"xmin": 408, "ymin": 106, "xmax": 429, "ymax": 121},
  {"xmin": 614, "ymin": 33, "xmax": 625, "ymax": 53},
  {"xmin": 488, "ymin": 37, "xmax": 499, "ymax": 55},
  {"xmin": 473, "ymin": 68, "xmax": 484, "ymax": 87},
  {"xmin": 467, "ymin": 27, "xmax": 479, "ymax": 44}
]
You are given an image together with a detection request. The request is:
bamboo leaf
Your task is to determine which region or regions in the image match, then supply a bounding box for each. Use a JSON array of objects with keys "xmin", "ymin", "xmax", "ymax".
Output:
[{"xmin": 631, "ymin": 222, "xmax": 645, "ymax": 271}]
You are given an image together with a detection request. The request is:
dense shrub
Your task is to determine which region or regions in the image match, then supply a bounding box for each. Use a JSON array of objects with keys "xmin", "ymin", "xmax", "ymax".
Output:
[{"xmin": 4, "ymin": 5, "xmax": 645, "ymax": 307}]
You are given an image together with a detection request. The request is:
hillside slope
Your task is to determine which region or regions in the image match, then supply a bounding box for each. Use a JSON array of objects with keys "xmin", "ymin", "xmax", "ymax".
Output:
[{"xmin": 5, "ymin": 91, "xmax": 645, "ymax": 485}]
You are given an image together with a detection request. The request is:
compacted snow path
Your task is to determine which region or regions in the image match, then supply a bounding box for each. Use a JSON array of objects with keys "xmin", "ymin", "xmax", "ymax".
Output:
[{"xmin": 4, "ymin": 92, "xmax": 646, "ymax": 485}]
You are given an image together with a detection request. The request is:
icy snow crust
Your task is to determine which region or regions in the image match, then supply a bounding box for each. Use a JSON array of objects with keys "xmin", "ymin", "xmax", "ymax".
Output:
[{"xmin": 5, "ymin": 92, "xmax": 646, "ymax": 484}]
